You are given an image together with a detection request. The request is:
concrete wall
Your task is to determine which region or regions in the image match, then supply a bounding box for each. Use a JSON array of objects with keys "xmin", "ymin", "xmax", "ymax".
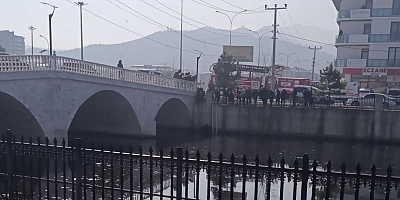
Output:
[{"xmin": 194, "ymin": 104, "xmax": 400, "ymax": 143}]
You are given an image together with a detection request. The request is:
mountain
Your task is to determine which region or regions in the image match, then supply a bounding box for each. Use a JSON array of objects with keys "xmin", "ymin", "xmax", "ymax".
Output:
[{"xmin": 27, "ymin": 26, "xmax": 337, "ymax": 74}]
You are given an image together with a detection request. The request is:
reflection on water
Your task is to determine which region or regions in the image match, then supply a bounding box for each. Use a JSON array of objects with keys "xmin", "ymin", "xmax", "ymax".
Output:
[{"xmin": 71, "ymin": 130, "xmax": 400, "ymax": 175}]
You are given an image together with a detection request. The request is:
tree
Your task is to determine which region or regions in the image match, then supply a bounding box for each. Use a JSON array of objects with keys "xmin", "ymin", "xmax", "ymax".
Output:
[
  {"xmin": 212, "ymin": 52, "xmax": 241, "ymax": 89},
  {"xmin": 319, "ymin": 63, "xmax": 342, "ymax": 96}
]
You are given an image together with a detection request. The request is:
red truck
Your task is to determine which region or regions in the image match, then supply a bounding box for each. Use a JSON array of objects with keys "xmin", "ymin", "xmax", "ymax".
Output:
[{"xmin": 277, "ymin": 77, "xmax": 311, "ymax": 94}]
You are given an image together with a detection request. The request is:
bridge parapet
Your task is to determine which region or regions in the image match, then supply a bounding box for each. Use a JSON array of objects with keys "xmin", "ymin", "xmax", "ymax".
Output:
[{"xmin": 0, "ymin": 55, "xmax": 197, "ymax": 92}]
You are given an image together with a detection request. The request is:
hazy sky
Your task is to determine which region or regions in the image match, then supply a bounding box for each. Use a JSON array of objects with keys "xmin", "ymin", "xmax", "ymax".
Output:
[{"xmin": 2, "ymin": 0, "xmax": 338, "ymax": 51}]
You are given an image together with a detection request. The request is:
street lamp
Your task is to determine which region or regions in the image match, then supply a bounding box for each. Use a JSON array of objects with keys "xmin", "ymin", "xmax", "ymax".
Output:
[
  {"xmin": 216, "ymin": 10, "xmax": 247, "ymax": 45},
  {"xmin": 28, "ymin": 26, "xmax": 36, "ymax": 55},
  {"xmin": 39, "ymin": 50, "xmax": 48, "ymax": 55},
  {"xmin": 248, "ymin": 29, "xmax": 271, "ymax": 66},
  {"xmin": 194, "ymin": 50, "xmax": 203, "ymax": 83},
  {"xmin": 41, "ymin": 2, "xmax": 58, "ymax": 56},
  {"xmin": 39, "ymin": 35, "xmax": 50, "ymax": 55},
  {"xmin": 75, "ymin": 2, "xmax": 87, "ymax": 60},
  {"xmin": 279, "ymin": 52, "xmax": 296, "ymax": 68}
]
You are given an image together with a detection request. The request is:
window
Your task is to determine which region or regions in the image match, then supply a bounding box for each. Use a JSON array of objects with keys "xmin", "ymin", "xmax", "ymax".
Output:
[
  {"xmin": 390, "ymin": 22, "xmax": 400, "ymax": 41},
  {"xmin": 364, "ymin": 94, "xmax": 375, "ymax": 98},
  {"xmin": 393, "ymin": 0, "xmax": 400, "ymax": 15},
  {"xmin": 361, "ymin": 49, "xmax": 369, "ymax": 59},
  {"xmin": 388, "ymin": 47, "xmax": 400, "ymax": 66},
  {"xmin": 363, "ymin": 24, "xmax": 371, "ymax": 34},
  {"xmin": 365, "ymin": 0, "xmax": 373, "ymax": 9}
]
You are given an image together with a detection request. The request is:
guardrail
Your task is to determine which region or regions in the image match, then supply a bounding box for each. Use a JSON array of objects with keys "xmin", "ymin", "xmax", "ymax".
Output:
[
  {"xmin": 0, "ymin": 55, "xmax": 197, "ymax": 92},
  {"xmin": 1, "ymin": 131, "xmax": 400, "ymax": 200}
]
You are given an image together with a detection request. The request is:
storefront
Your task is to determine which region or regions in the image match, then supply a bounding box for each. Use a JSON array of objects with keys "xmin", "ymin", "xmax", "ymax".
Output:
[{"xmin": 343, "ymin": 68, "xmax": 400, "ymax": 92}]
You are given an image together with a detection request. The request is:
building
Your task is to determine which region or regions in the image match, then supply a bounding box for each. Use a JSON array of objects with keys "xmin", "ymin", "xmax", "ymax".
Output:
[
  {"xmin": 333, "ymin": 0, "xmax": 400, "ymax": 91},
  {"xmin": 0, "ymin": 30, "xmax": 25, "ymax": 55}
]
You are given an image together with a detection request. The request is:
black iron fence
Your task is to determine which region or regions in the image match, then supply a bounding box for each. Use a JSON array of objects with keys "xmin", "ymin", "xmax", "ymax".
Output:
[{"xmin": 1, "ymin": 130, "xmax": 400, "ymax": 200}]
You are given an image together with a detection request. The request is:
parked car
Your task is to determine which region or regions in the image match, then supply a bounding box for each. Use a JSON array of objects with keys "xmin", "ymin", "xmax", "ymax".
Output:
[
  {"xmin": 346, "ymin": 93, "xmax": 396, "ymax": 109},
  {"xmin": 292, "ymin": 85, "xmax": 334, "ymax": 105},
  {"xmin": 359, "ymin": 88, "xmax": 374, "ymax": 97}
]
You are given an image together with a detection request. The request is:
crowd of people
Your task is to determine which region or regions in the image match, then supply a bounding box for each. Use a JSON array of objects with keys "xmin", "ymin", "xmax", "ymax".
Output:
[
  {"xmin": 173, "ymin": 70, "xmax": 197, "ymax": 82},
  {"xmin": 195, "ymin": 87, "xmax": 317, "ymax": 107},
  {"xmin": 210, "ymin": 87, "xmax": 290, "ymax": 106}
]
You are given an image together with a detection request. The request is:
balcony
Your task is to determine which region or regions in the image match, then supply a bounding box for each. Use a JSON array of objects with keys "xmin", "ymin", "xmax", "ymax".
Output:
[
  {"xmin": 336, "ymin": 34, "xmax": 368, "ymax": 44},
  {"xmin": 369, "ymin": 34, "xmax": 400, "ymax": 43},
  {"xmin": 336, "ymin": 34, "xmax": 400, "ymax": 44},
  {"xmin": 338, "ymin": 8, "xmax": 400, "ymax": 19},
  {"xmin": 335, "ymin": 59, "xmax": 400, "ymax": 68}
]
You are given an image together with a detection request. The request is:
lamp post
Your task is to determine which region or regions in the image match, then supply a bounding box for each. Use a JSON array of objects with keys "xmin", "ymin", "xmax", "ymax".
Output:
[
  {"xmin": 173, "ymin": 56, "xmax": 178, "ymax": 69},
  {"xmin": 179, "ymin": 0, "xmax": 183, "ymax": 71},
  {"xmin": 39, "ymin": 35, "xmax": 50, "ymax": 55},
  {"xmin": 28, "ymin": 26, "xmax": 36, "ymax": 55},
  {"xmin": 41, "ymin": 2, "xmax": 58, "ymax": 56},
  {"xmin": 76, "ymin": 2, "xmax": 87, "ymax": 60},
  {"xmin": 248, "ymin": 29, "xmax": 270, "ymax": 66},
  {"xmin": 194, "ymin": 50, "xmax": 203, "ymax": 83},
  {"xmin": 216, "ymin": 10, "xmax": 247, "ymax": 45},
  {"xmin": 279, "ymin": 52, "xmax": 295, "ymax": 68}
]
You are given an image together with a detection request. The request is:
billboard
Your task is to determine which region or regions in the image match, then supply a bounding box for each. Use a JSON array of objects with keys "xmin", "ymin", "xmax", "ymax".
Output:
[
  {"xmin": 223, "ymin": 46, "xmax": 254, "ymax": 62},
  {"xmin": 362, "ymin": 67, "xmax": 388, "ymax": 76}
]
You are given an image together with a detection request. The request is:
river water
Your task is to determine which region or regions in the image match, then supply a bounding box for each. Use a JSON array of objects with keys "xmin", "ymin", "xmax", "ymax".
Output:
[
  {"xmin": 65, "ymin": 130, "xmax": 400, "ymax": 199},
  {"xmin": 71, "ymin": 130, "xmax": 400, "ymax": 174}
]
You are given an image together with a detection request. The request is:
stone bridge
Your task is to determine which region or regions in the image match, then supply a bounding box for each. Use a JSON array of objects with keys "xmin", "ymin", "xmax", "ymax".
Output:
[{"xmin": 0, "ymin": 55, "xmax": 197, "ymax": 140}]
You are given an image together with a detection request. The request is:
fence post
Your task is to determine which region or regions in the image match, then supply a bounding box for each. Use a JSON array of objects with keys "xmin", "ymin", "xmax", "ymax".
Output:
[
  {"xmin": 75, "ymin": 138, "xmax": 83, "ymax": 200},
  {"xmin": 6, "ymin": 129, "xmax": 14, "ymax": 200},
  {"xmin": 176, "ymin": 148, "xmax": 183, "ymax": 200},
  {"xmin": 300, "ymin": 154, "xmax": 309, "ymax": 200}
]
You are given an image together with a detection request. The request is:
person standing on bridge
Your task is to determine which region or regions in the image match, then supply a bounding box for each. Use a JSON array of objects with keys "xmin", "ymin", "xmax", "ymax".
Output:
[
  {"xmin": 117, "ymin": 60, "xmax": 124, "ymax": 68},
  {"xmin": 117, "ymin": 60, "xmax": 124, "ymax": 79}
]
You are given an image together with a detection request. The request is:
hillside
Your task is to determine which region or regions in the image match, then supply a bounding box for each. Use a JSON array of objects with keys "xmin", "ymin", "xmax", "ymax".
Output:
[{"xmin": 28, "ymin": 25, "xmax": 337, "ymax": 74}]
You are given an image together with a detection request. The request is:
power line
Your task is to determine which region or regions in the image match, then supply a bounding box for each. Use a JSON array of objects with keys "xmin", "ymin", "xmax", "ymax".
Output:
[
  {"xmin": 189, "ymin": 0, "xmax": 266, "ymax": 15},
  {"xmin": 279, "ymin": 32, "xmax": 397, "ymax": 53},
  {"xmin": 278, "ymin": 12, "xmax": 303, "ymax": 47},
  {"xmin": 220, "ymin": 0, "xmax": 265, "ymax": 13},
  {"xmin": 112, "ymin": 0, "xmax": 226, "ymax": 47},
  {"xmin": 286, "ymin": 10, "xmax": 303, "ymax": 39},
  {"xmin": 136, "ymin": 0, "xmax": 251, "ymax": 39},
  {"xmin": 65, "ymin": 0, "xmax": 220, "ymax": 57},
  {"xmin": 150, "ymin": 0, "xmax": 250, "ymax": 37}
]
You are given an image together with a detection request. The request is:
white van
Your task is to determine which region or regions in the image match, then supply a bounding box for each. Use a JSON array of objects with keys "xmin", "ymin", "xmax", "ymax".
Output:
[{"xmin": 137, "ymin": 69, "xmax": 165, "ymax": 76}]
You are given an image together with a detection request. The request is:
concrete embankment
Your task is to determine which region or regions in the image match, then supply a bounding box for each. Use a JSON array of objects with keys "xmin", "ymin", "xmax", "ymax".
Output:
[{"xmin": 193, "ymin": 98, "xmax": 400, "ymax": 143}]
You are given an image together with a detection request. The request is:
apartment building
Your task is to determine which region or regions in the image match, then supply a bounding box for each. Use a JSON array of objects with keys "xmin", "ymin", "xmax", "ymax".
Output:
[
  {"xmin": 333, "ymin": 0, "xmax": 400, "ymax": 90},
  {"xmin": 0, "ymin": 30, "xmax": 25, "ymax": 55}
]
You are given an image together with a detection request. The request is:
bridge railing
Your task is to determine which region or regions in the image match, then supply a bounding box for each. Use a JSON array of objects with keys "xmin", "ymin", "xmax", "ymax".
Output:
[{"xmin": 0, "ymin": 55, "xmax": 197, "ymax": 92}]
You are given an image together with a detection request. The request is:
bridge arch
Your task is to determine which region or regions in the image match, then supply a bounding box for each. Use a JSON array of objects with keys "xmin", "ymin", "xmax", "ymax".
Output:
[
  {"xmin": 0, "ymin": 91, "xmax": 45, "ymax": 139},
  {"xmin": 155, "ymin": 98, "xmax": 192, "ymax": 130},
  {"xmin": 68, "ymin": 90, "xmax": 142, "ymax": 137}
]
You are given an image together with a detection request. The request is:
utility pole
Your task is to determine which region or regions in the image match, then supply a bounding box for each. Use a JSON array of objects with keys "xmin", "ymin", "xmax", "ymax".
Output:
[
  {"xmin": 180, "ymin": 0, "xmax": 183, "ymax": 71},
  {"xmin": 76, "ymin": 2, "xmax": 87, "ymax": 61},
  {"xmin": 28, "ymin": 26, "xmax": 36, "ymax": 55},
  {"xmin": 309, "ymin": 46, "xmax": 322, "ymax": 81},
  {"xmin": 266, "ymin": 4, "xmax": 287, "ymax": 90}
]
